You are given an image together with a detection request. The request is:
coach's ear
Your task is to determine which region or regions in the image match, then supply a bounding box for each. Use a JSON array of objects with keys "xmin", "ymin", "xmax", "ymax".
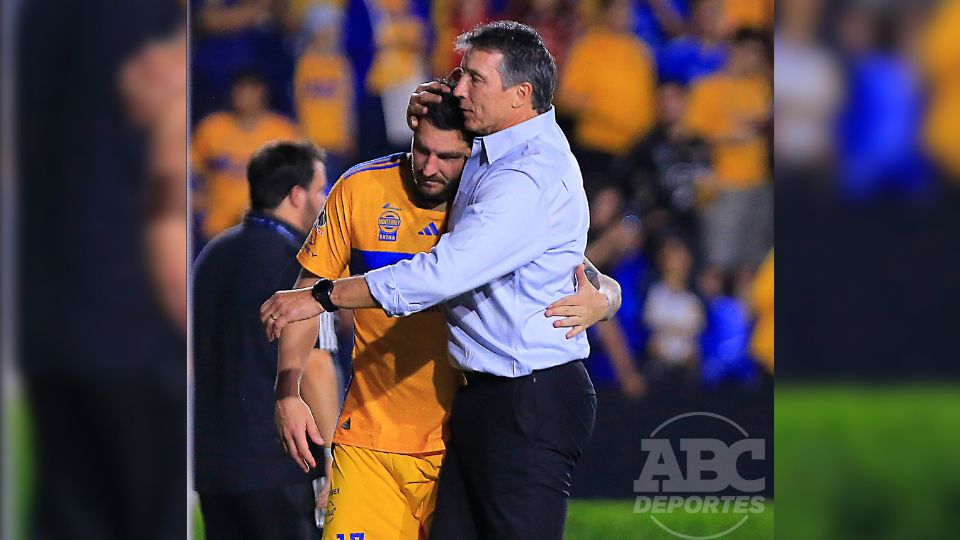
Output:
[{"xmin": 511, "ymin": 81, "xmax": 533, "ymax": 109}]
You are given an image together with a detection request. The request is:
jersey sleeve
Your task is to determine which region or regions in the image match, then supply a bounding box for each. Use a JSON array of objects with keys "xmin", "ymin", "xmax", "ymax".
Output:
[{"xmin": 297, "ymin": 177, "xmax": 352, "ymax": 279}]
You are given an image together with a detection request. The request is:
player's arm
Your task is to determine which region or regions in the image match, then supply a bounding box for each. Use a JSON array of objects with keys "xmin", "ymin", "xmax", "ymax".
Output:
[
  {"xmin": 273, "ymin": 267, "xmax": 327, "ymax": 472},
  {"xmin": 300, "ymin": 331, "xmax": 339, "ymax": 507},
  {"xmin": 300, "ymin": 321, "xmax": 339, "ymax": 451},
  {"xmin": 545, "ymin": 258, "xmax": 623, "ymax": 339}
]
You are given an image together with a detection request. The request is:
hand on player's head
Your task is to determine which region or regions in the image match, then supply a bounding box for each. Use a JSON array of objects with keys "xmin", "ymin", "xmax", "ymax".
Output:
[{"xmin": 406, "ymin": 70, "xmax": 460, "ymax": 129}]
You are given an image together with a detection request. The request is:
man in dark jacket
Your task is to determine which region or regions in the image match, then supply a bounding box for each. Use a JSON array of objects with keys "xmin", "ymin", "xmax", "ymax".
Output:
[{"xmin": 193, "ymin": 141, "xmax": 339, "ymax": 539}]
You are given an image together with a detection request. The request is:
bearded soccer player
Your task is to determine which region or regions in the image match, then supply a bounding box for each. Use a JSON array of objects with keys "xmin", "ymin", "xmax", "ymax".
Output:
[{"xmin": 271, "ymin": 91, "xmax": 621, "ymax": 539}]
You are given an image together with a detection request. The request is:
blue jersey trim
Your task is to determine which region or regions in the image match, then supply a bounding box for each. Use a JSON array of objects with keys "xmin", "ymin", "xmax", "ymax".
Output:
[{"xmin": 349, "ymin": 249, "xmax": 416, "ymax": 275}]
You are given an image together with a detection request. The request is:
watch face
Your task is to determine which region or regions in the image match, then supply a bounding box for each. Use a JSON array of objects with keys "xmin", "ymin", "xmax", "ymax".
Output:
[{"xmin": 313, "ymin": 279, "xmax": 338, "ymax": 311}]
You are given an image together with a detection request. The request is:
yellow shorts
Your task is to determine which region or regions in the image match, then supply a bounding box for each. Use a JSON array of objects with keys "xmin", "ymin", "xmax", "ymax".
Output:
[{"xmin": 322, "ymin": 444, "xmax": 443, "ymax": 540}]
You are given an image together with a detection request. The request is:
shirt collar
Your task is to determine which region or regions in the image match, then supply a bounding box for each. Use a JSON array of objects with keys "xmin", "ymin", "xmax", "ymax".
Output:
[
  {"xmin": 475, "ymin": 107, "xmax": 557, "ymax": 166},
  {"xmin": 244, "ymin": 211, "xmax": 306, "ymax": 245}
]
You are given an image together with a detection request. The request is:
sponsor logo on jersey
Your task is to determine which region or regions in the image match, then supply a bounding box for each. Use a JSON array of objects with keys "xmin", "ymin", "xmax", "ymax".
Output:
[{"xmin": 378, "ymin": 203, "xmax": 402, "ymax": 242}]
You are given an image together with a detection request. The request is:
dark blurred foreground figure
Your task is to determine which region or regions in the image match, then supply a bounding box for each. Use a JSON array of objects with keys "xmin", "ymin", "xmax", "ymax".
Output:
[
  {"xmin": 193, "ymin": 141, "xmax": 340, "ymax": 540},
  {"xmin": 16, "ymin": 0, "xmax": 184, "ymax": 538}
]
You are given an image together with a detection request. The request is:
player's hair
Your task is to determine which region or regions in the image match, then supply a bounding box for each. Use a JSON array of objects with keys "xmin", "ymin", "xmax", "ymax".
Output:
[
  {"xmin": 455, "ymin": 20, "xmax": 557, "ymax": 113},
  {"xmin": 247, "ymin": 141, "xmax": 325, "ymax": 211},
  {"xmin": 421, "ymin": 81, "xmax": 472, "ymax": 141}
]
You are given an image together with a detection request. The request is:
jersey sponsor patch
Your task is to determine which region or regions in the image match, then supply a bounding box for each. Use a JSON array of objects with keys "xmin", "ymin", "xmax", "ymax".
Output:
[{"xmin": 377, "ymin": 203, "xmax": 401, "ymax": 242}]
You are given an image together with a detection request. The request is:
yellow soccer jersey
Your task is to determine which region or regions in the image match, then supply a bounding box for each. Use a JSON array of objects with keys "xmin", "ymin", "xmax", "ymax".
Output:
[{"xmin": 297, "ymin": 153, "xmax": 462, "ymax": 454}]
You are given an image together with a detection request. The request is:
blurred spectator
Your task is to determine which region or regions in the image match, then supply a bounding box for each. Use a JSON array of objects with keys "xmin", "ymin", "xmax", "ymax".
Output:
[
  {"xmin": 698, "ymin": 267, "xmax": 757, "ymax": 389},
  {"xmin": 632, "ymin": 0, "xmax": 688, "ymax": 48},
  {"xmin": 921, "ymin": 0, "xmax": 960, "ymax": 179},
  {"xmin": 505, "ymin": 0, "xmax": 581, "ymax": 69},
  {"xmin": 120, "ymin": 30, "xmax": 190, "ymax": 334},
  {"xmin": 366, "ymin": 0, "xmax": 429, "ymax": 148},
  {"xmin": 557, "ymin": 0, "xmax": 656, "ymax": 196},
  {"xmin": 616, "ymin": 82, "xmax": 712, "ymax": 247},
  {"xmin": 433, "ymin": 0, "xmax": 493, "ymax": 76},
  {"xmin": 774, "ymin": 0, "xmax": 842, "ymax": 184},
  {"xmin": 192, "ymin": 0, "xmax": 295, "ymax": 121},
  {"xmin": 294, "ymin": 4, "xmax": 356, "ymax": 180},
  {"xmin": 585, "ymin": 189, "xmax": 644, "ymax": 269},
  {"xmin": 656, "ymin": 0, "xmax": 728, "ymax": 85},
  {"xmin": 284, "ymin": 0, "xmax": 350, "ymax": 34},
  {"xmin": 587, "ymin": 216, "xmax": 650, "ymax": 400},
  {"xmin": 119, "ymin": 29, "xmax": 189, "ymax": 213},
  {"xmin": 192, "ymin": 69, "xmax": 300, "ymax": 240},
  {"xmin": 684, "ymin": 27, "xmax": 772, "ymax": 273},
  {"xmin": 643, "ymin": 237, "xmax": 704, "ymax": 387},
  {"xmin": 835, "ymin": 3, "xmax": 931, "ymax": 199},
  {"xmin": 750, "ymin": 249, "xmax": 774, "ymax": 374}
]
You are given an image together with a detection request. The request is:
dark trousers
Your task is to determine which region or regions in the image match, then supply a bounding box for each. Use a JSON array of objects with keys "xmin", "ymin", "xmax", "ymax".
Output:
[
  {"xmin": 429, "ymin": 360, "xmax": 597, "ymax": 540},
  {"xmin": 199, "ymin": 481, "xmax": 320, "ymax": 540}
]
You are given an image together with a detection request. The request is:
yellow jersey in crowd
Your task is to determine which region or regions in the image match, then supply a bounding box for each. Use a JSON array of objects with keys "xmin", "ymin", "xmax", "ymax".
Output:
[
  {"xmin": 750, "ymin": 250, "xmax": 774, "ymax": 374},
  {"xmin": 685, "ymin": 73, "xmax": 771, "ymax": 189},
  {"xmin": 191, "ymin": 112, "xmax": 300, "ymax": 238},
  {"xmin": 297, "ymin": 153, "xmax": 462, "ymax": 454},
  {"xmin": 559, "ymin": 28, "xmax": 657, "ymax": 155},
  {"xmin": 295, "ymin": 50, "xmax": 354, "ymax": 155}
]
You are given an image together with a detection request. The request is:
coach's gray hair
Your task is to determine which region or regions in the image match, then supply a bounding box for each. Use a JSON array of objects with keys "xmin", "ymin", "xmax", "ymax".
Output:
[{"xmin": 455, "ymin": 21, "xmax": 557, "ymax": 114}]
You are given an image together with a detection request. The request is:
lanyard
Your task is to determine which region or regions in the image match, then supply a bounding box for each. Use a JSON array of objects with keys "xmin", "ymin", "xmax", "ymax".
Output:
[{"xmin": 244, "ymin": 215, "xmax": 301, "ymax": 248}]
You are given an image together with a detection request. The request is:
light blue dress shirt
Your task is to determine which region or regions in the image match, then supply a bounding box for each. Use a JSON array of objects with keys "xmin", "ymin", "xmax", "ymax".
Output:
[{"xmin": 365, "ymin": 107, "xmax": 591, "ymax": 377}]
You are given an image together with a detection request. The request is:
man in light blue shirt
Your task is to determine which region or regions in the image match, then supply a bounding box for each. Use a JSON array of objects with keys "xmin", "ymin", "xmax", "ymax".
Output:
[
  {"xmin": 365, "ymin": 98, "xmax": 590, "ymax": 378},
  {"xmin": 263, "ymin": 21, "xmax": 607, "ymax": 539}
]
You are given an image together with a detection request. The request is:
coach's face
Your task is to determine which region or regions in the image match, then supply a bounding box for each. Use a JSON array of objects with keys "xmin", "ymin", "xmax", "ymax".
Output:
[
  {"xmin": 411, "ymin": 120, "xmax": 470, "ymax": 204},
  {"xmin": 453, "ymin": 49, "xmax": 519, "ymax": 135}
]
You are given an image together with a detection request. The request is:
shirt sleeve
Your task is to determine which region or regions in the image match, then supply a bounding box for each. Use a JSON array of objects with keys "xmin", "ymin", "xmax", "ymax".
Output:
[
  {"xmin": 297, "ymin": 178, "xmax": 352, "ymax": 279},
  {"xmin": 365, "ymin": 168, "xmax": 549, "ymax": 316}
]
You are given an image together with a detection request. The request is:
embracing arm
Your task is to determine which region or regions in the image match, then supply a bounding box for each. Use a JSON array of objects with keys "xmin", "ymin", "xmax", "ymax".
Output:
[
  {"xmin": 583, "ymin": 258, "xmax": 622, "ymax": 321},
  {"xmin": 365, "ymin": 169, "xmax": 548, "ymax": 316},
  {"xmin": 544, "ymin": 258, "xmax": 622, "ymax": 339}
]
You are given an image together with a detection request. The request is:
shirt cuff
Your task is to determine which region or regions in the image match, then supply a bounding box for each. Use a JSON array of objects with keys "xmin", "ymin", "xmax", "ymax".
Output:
[{"xmin": 365, "ymin": 265, "xmax": 414, "ymax": 317}]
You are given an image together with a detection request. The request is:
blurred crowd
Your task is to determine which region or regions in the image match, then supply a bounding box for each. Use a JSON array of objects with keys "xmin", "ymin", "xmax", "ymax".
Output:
[{"xmin": 190, "ymin": 0, "xmax": 780, "ymax": 401}]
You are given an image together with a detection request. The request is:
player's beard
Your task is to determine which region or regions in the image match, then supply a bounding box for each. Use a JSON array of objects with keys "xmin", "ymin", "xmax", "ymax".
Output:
[{"xmin": 412, "ymin": 169, "xmax": 452, "ymax": 206}]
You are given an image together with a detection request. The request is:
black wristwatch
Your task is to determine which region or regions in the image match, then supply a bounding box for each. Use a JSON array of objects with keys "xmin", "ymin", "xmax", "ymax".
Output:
[{"xmin": 311, "ymin": 278, "xmax": 339, "ymax": 312}]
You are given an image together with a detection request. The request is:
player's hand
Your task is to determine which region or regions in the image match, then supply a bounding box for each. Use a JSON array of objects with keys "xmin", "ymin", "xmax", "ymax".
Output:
[
  {"xmin": 545, "ymin": 264, "xmax": 611, "ymax": 339},
  {"xmin": 406, "ymin": 68, "xmax": 461, "ymax": 129},
  {"xmin": 260, "ymin": 287, "xmax": 325, "ymax": 341},
  {"xmin": 275, "ymin": 396, "xmax": 324, "ymax": 472}
]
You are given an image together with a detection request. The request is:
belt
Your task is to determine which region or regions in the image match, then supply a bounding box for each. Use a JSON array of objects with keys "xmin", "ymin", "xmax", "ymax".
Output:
[{"xmin": 462, "ymin": 360, "xmax": 583, "ymax": 386}]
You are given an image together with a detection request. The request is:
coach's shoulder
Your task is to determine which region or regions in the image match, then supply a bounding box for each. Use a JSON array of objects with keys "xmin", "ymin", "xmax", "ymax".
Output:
[{"xmin": 509, "ymin": 139, "xmax": 575, "ymax": 187}]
